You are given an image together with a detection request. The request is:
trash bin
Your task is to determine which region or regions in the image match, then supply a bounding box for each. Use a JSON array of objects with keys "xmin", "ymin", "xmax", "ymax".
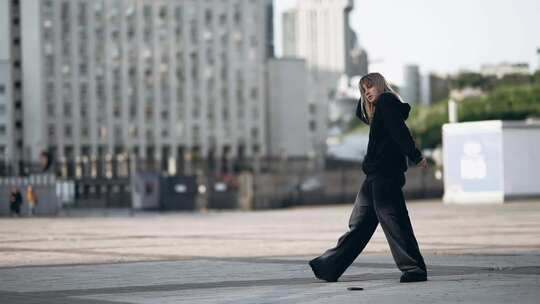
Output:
[
  {"xmin": 207, "ymin": 175, "xmax": 239, "ymax": 209},
  {"xmin": 159, "ymin": 175, "xmax": 198, "ymax": 211}
]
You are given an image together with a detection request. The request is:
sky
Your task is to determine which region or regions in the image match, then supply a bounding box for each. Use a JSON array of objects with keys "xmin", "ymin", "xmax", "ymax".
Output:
[{"xmin": 274, "ymin": 0, "xmax": 540, "ymax": 86}]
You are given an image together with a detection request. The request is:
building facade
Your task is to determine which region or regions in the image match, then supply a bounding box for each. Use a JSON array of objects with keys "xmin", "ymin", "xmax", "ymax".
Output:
[
  {"xmin": 282, "ymin": 9, "xmax": 297, "ymax": 58},
  {"xmin": 281, "ymin": 0, "xmax": 368, "ymax": 160},
  {"xmin": 266, "ymin": 58, "xmax": 310, "ymax": 158},
  {"xmin": 480, "ymin": 62, "xmax": 530, "ymax": 78},
  {"xmin": 537, "ymin": 48, "xmax": 540, "ymax": 72},
  {"xmin": 20, "ymin": 0, "xmax": 273, "ymax": 178},
  {"xmin": 0, "ymin": 0, "xmax": 24, "ymax": 175},
  {"xmin": 284, "ymin": 0, "xmax": 357, "ymax": 74},
  {"xmin": 402, "ymin": 64, "xmax": 421, "ymax": 105}
]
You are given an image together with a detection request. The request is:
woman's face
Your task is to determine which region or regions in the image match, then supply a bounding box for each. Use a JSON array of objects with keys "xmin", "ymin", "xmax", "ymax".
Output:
[{"xmin": 362, "ymin": 83, "xmax": 381, "ymax": 104}]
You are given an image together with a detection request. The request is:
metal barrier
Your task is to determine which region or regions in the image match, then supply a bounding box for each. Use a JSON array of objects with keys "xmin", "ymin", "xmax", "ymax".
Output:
[
  {"xmin": 245, "ymin": 167, "xmax": 443, "ymax": 210},
  {"xmin": 131, "ymin": 173, "xmax": 198, "ymax": 211},
  {"xmin": 0, "ymin": 174, "xmax": 59, "ymax": 216}
]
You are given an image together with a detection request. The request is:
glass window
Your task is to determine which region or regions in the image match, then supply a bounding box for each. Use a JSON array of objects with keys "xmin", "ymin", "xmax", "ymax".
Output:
[
  {"xmin": 234, "ymin": 3, "xmax": 241, "ymax": 25},
  {"xmin": 47, "ymin": 103, "xmax": 55, "ymax": 116},
  {"xmin": 48, "ymin": 124, "xmax": 55, "ymax": 137},
  {"xmin": 114, "ymin": 126, "xmax": 122, "ymax": 140},
  {"xmin": 190, "ymin": 18, "xmax": 198, "ymax": 44},
  {"xmin": 63, "ymin": 102, "xmax": 72, "ymax": 117},
  {"xmin": 309, "ymin": 120, "xmax": 317, "ymax": 131},
  {"xmin": 81, "ymin": 126, "xmax": 89, "ymax": 139},
  {"xmin": 219, "ymin": 12, "xmax": 227, "ymax": 26},
  {"xmin": 65, "ymin": 124, "xmax": 72, "ymax": 138}
]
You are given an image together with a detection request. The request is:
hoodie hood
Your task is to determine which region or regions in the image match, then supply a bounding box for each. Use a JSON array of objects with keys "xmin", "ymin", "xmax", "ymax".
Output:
[
  {"xmin": 399, "ymin": 102, "xmax": 411, "ymax": 121},
  {"xmin": 355, "ymin": 92, "xmax": 412, "ymax": 124},
  {"xmin": 380, "ymin": 92, "xmax": 411, "ymax": 121}
]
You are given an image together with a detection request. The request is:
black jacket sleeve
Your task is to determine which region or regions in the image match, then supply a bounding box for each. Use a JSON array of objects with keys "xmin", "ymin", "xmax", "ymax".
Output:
[
  {"xmin": 355, "ymin": 98, "xmax": 370, "ymax": 125},
  {"xmin": 378, "ymin": 95, "xmax": 423, "ymax": 164}
]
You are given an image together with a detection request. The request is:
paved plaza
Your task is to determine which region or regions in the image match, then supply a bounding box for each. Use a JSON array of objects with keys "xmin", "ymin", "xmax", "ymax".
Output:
[{"xmin": 1, "ymin": 200, "xmax": 540, "ymax": 303}]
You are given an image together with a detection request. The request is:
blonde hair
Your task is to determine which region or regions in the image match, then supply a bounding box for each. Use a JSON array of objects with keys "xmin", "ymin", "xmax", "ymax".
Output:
[{"xmin": 358, "ymin": 72, "xmax": 402, "ymax": 124}]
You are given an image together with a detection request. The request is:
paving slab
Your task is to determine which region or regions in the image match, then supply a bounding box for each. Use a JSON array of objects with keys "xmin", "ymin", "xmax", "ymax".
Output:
[{"xmin": 1, "ymin": 200, "xmax": 540, "ymax": 303}]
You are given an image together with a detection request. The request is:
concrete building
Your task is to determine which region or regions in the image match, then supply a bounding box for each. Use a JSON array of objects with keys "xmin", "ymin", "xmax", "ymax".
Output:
[
  {"xmin": 282, "ymin": 10, "xmax": 297, "ymax": 58},
  {"xmin": 329, "ymin": 75, "xmax": 360, "ymax": 130},
  {"xmin": 480, "ymin": 62, "xmax": 530, "ymax": 78},
  {"xmin": 0, "ymin": 0, "xmax": 24, "ymax": 174},
  {"xmin": 0, "ymin": 60, "xmax": 10, "ymax": 168},
  {"xmin": 402, "ymin": 64, "xmax": 421, "ymax": 105},
  {"xmin": 266, "ymin": 58, "xmax": 310, "ymax": 157},
  {"xmin": 348, "ymin": 47, "xmax": 368, "ymax": 78},
  {"xmin": 537, "ymin": 48, "xmax": 540, "ymax": 71},
  {"xmin": 421, "ymin": 73, "xmax": 450, "ymax": 106},
  {"xmin": 345, "ymin": 22, "xmax": 368, "ymax": 78},
  {"xmin": 281, "ymin": 0, "xmax": 367, "ymax": 161},
  {"xmin": 19, "ymin": 0, "xmax": 273, "ymax": 177},
  {"xmin": 284, "ymin": 0, "xmax": 364, "ymax": 76}
]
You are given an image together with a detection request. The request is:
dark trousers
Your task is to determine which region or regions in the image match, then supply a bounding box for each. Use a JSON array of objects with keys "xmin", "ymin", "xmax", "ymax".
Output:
[
  {"xmin": 10, "ymin": 203, "xmax": 21, "ymax": 217},
  {"xmin": 310, "ymin": 174, "xmax": 426, "ymax": 281}
]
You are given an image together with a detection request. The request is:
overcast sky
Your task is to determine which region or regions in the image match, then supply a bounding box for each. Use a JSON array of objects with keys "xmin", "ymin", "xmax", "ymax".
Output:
[{"xmin": 274, "ymin": 0, "xmax": 540, "ymax": 86}]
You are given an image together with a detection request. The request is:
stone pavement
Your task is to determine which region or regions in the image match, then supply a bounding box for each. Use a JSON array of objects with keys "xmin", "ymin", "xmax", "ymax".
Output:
[{"xmin": 1, "ymin": 200, "xmax": 540, "ymax": 303}]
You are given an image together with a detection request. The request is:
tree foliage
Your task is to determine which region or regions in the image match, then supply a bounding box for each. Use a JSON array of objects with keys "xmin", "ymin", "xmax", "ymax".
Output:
[{"xmin": 409, "ymin": 74, "xmax": 540, "ymax": 149}]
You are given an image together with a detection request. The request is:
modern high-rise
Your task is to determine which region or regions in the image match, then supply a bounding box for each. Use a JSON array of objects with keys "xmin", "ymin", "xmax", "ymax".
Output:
[
  {"xmin": 283, "ymin": 0, "xmax": 365, "ymax": 77},
  {"xmin": 421, "ymin": 73, "xmax": 450, "ymax": 106},
  {"xmin": 282, "ymin": 10, "xmax": 297, "ymax": 58},
  {"xmin": 402, "ymin": 64, "xmax": 421, "ymax": 105},
  {"xmin": 281, "ymin": 0, "xmax": 368, "ymax": 160},
  {"xmin": 266, "ymin": 58, "xmax": 310, "ymax": 158},
  {"xmin": 537, "ymin": 48, "xmax": 540, "ymax": 72},
  {"xmin": 0, "ymin": 0, "xmax": 24, "ymax": 174},
  {"xmin": 20, "ymin": 0, "xmax": 273, "ymax": 177}
]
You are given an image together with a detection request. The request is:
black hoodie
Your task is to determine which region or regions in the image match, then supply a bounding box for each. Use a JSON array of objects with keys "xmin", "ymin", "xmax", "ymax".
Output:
[{"xmin": 356, "ymin": 92, "xmax": 423, "ymax": 178}]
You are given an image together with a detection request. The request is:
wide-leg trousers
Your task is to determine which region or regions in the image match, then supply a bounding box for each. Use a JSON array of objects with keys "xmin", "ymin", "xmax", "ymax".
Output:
[{"xmin": 310, "ymin": 173, "xmax": 427, "ymax": 281}]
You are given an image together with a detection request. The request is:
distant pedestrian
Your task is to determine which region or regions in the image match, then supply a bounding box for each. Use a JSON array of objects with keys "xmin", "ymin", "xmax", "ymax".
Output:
[
  {"xmin": 309, "ymin": 73, "xmax": 428, "ymax": 283},
  {"xmin": 9, "ymin": 187, "xmax": 23, "ymax": 217},
  {"xmin": 26, "ymin": 185, "xmax": 38, "ymax": 216}
]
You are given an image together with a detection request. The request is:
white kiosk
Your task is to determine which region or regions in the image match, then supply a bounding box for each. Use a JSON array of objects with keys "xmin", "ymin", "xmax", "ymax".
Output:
[{"xmin": 442, "ymin": 120, "xmax": 540, "ymax": 204}]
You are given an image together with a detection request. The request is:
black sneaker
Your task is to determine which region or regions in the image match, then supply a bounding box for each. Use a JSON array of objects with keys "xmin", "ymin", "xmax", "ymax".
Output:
[
  {"xmin": 400, "ymin": 272, "xmax": 427, "ymax": 283},
  {"xmin": 309, "ymin": 259, "xmax": 338, "ymax": 282}
]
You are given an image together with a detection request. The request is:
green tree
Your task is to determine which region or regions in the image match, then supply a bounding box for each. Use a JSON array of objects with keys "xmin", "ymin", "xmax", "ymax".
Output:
[{"xmin": 409, "ymin": 81, "xmax": 540, "ymax": 150}]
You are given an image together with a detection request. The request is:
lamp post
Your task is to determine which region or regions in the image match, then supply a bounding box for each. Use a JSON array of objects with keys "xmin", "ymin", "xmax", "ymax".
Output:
[{"xmin": 448, "ymin": 98, "xmax": 458, "ymax": 123}]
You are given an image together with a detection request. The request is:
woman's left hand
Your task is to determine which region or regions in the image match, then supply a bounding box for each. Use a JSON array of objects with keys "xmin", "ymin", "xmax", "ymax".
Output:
[{"xmin": 418, "ymin": 158, "xmax": 428, "ymax": 169}]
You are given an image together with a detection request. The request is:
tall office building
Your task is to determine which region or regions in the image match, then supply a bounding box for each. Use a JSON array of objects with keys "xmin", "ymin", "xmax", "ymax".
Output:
[
  {"xmin": 20, "ymin": 0, "xmax": 273, "ymax": 177},
  {"xmin": 282, "ymin": 0, "xmax": 367, "ymax": 161},
  {"xmin": 345, "ymin": 18, "xmax": 368, "ymax": 78},
  {"xmin": 0, "ymin": 0, "xmax": 24, "ymax": 174},
  {"xmin": 420, "ymin": 73, "xmax": 450, "ymax": 106},
  {"xmin": 283, "ymin": 0, "xmax": 364, "ymax": 76},
  {"xmin": 402, "ymin": 64, "xmax": 421, "ymax": 105},
  {"xmin": 282, "ymin": 10, "xmax": 297, "ymax": 58},
  {"xmin": 266, "ymin": 58, "xmax": 310, "ymax": 158},
  {"xmin": 537, "ymin": 48, "xmax": 540, "ymax": 72}
]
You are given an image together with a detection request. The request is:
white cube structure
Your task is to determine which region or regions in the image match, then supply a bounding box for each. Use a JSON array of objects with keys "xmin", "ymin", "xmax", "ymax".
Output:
[{"xmin": 442, "ymin": 120, "xmax": 540, "ymax": 204}]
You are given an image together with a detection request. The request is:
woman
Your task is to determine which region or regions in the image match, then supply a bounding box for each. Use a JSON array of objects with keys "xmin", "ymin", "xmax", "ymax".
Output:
[
  {"xmin": 26, "ymin": 185, "xmax": 38, "ymax": 216},
  {"xmin": 309, "ymin": 72, "xmax": 428, "ymax": 283},
  {"xmin": 9, "ymin": 187, "xmax": 23, "ymax": 217}
]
